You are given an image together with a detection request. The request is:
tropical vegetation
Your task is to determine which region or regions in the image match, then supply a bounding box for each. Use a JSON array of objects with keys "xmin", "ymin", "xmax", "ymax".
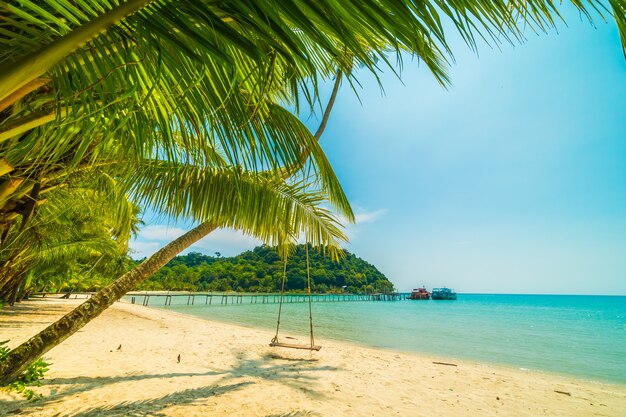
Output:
[
  {"xmin": 0, "ymin": 340, "xmax": 48, "ymax": 400},
  {"xmin": 0, "ymin": 177, "xmax": 141, "ymax": 305},
  {"xmin": 138, "ymin": 245, "xmax": 394, "ymax": 294},
  {"xmin": 1, "ymin": 0, "xmax": 625, "ymax": 386}
]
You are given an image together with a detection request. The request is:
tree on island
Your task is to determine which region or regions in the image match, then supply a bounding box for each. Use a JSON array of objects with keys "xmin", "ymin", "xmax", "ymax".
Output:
[
  {"xmin": 138, "ymin": 245, "xmax": 395, "ymax": 294},
  {"xmin": 1, "ymin": 0, "xmax": 625, "ymax": 385}
]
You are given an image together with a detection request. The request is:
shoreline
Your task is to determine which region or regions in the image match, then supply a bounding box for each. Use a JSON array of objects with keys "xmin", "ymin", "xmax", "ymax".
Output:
[
  {"xmin": 144, "ymin": 295, "xmax": 626, "ymax": 386},
  {"xmin": 1, "ymin": 298, "xmax": 625, "ymax": 416},
  {"xmin": 147, "ymin": 301, "xmax": 623, "ymax": 387}
]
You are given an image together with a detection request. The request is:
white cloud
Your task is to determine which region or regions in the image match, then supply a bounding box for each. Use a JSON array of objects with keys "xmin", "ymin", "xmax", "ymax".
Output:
[
  {"xmin": 139, "ymin": 225, "xmax": 187, "ymax": 241},
  {"xmin": 338, "ymin": 207, "xmax": 387, "ymax": 244},
  {"xmin": 354, "ymin": 208, "xmax": 388, "ymax": 224},
  {"xmin": 337, "ymin": 207, "xmax": 388, "ymax": 226}
]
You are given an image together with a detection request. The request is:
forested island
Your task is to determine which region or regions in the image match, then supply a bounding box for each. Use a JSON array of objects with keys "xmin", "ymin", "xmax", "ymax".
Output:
[{"xmin": 137, "ymin": 245, "xmax": 395, "ymax": 294}]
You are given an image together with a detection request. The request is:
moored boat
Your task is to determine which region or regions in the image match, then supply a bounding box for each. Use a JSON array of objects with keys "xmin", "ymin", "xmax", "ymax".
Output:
[
  {"xmin": 408, "ymin": 287, "xmax": 430, "ymax": 300},
  {"xmin": 431, "ymin": 287, "xmax": 457, "ymax": 300}
]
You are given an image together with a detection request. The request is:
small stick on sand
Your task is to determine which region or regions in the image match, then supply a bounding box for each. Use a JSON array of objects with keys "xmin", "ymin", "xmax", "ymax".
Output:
[
  {"xmin": 555, "ymin": 390, "xmax": 572, "ymax": 396},
  {"xmin": 433, "ymin": 361, "xmax": 458, "ymax": 367}
]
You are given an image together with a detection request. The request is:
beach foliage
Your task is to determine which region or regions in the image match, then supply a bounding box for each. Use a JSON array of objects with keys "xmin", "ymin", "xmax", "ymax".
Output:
[{"xmin": 0, "ymin": 340, "xmax": 48, "ymax": 400}]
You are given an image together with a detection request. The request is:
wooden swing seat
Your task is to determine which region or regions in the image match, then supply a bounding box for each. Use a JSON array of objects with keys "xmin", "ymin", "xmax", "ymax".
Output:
[{"xmin": 269, "ymin": 341, "xmax": 322, "ymax": 351}]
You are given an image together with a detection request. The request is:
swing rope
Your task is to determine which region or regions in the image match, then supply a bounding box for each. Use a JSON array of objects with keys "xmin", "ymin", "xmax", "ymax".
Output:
[
  {"xmin": 271, "ymin": 257, "xmax": 288, "ymax": 345},
  {"xmin": 270, "ymin": 245, "xmax": 320, "ymax": 351},
  {"xmin": 306, "ymin": 244, "xmax": 315, "ymax": 348}
]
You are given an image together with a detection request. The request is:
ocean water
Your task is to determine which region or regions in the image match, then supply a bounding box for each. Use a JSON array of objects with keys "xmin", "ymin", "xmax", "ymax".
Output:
[{"xmin": 145, "ymin": 294, "xmax": 626, "ymax": 384}]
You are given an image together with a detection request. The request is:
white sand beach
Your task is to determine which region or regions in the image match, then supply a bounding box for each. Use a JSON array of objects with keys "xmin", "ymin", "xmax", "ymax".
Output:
[{"xmin": 1, "ymin": 298, "xmax": 625, "ymax": 416}]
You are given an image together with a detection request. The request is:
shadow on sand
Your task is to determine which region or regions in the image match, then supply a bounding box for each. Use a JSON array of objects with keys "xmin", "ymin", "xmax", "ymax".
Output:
[
  {"xmin": 61, "ymin": 382, "xmax": 253, "ymax": 417},
  {"xmin": 225, "ymin": 350, "xmax": 338, "ymax": 398},
  {"xmin": 2, "ymin": 349, "xmax": 341, "ymax": 416}
]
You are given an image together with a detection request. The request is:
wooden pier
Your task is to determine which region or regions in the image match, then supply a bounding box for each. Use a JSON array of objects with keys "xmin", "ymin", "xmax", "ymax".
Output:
[
  {"xmin": 31, "ymin": 291, "xmax": 406, "ymax": 307},
  {"xmin": 125, "ymin": 292, "xmax": 405, "ymax": 307}
]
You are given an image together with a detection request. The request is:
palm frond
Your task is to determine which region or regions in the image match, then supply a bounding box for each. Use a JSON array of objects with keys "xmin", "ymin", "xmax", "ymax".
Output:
[
  {"xmin": 2, "ymin": 0, "xmax": 624, "ymax": 103},
  {"xmin": 127, "ymin": 160, "xmax": 348, "ymax": 253}
]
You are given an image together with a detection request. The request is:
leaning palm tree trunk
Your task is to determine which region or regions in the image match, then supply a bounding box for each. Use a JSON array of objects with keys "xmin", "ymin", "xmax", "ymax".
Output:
[{"xmin": 0, "ymin": 220, "xmax": 216, "ymax": 385}]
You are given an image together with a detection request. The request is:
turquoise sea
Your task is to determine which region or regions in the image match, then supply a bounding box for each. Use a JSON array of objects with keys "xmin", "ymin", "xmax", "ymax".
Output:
[{"xmin": 146, "ymin": 294, "xmax": 626, "ymax": 385}]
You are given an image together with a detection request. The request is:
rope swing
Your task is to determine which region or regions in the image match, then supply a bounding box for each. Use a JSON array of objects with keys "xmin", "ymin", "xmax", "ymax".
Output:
[{"xmin": 270, "ymin": 244, "xmax": 321, "ymax": 351}]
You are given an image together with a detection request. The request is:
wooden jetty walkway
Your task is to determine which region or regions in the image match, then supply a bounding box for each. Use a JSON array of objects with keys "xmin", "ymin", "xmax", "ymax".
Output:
[
  {"xmin": 31, "ymin": 291, "xmax": 407, "ymax": 307},
  {"xmin": 126, "ymin": 292, "xmax": 405, "ymax": 307}
]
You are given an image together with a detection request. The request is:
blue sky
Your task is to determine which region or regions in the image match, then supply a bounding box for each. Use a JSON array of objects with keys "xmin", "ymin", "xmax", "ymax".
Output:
[{"xmin": 131, "ymin": 7, "xmax": 626, "ymax": 295}]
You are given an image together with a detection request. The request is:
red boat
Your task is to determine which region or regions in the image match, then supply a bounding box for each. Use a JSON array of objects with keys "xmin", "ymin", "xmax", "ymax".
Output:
[{"xmin": 408, "ymin": 287, "xmax": 430, "ymax": 300}]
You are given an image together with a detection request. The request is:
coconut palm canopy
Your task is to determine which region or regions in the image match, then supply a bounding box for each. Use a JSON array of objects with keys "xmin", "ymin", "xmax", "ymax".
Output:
[
  {"xmin": 1, "ymin": 0, "xmax": 625, "ymax": 229},
  {"xmin": 3, "ymin": 0, "xmax": 625, "ymax": 155}
]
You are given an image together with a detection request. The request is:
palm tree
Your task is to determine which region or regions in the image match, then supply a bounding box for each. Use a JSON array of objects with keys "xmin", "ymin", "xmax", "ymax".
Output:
[
  {"xmin": 0, "ymin": 62, "xmax": 350, "ymax": 383},
  {"xmin": 2, "ymin": 0, "xmax": 624, "ymax": 107},
  {"xmin": 0, "ymin": 184, "xmax": 140, "ymax": 304},
  {"xmin": 0, "ymin": 19, "xmax": 354, "ymax": 381},
  {"xmin": 0, "ymin": 162, "xmax": 350, "ymax": 384}
]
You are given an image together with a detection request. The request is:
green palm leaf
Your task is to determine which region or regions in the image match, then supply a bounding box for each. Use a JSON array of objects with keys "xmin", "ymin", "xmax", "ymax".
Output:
[{"xmin": 127, "ymin": 160, "xmax": 348, "ymax": 252}]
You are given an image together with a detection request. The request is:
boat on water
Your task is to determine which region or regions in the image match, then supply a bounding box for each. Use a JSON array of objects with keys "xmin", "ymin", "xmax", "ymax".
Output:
[
  {"xmin": 431, "ymin": 287, "xmax": 457, "ymax": 300},
  {"xmin": 408, "ymin": 287, "xmax": 430, "ymax": 300}
]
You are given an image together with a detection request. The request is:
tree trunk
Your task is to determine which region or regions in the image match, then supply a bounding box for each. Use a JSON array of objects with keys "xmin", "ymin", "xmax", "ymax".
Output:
[
  {"xmin": 0, "ymin": 279, "xmax": 16, "ymax": 304},
  {"xmin": 8, "ymin": 275, "xmax": 23, "ymax": 306},
  {"xmin": 0, "ymin": 220, "xmax": 216, "ymax": 385},
  {"xmin": 0, "ymin": 265, "xmax": 19, "ymax": 302}
]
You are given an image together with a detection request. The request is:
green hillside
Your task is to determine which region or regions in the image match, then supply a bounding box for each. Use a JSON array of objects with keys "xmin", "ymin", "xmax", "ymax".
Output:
[{"xmin": 138, "ymin": 245, "xmax": 394, "ymax": 293}]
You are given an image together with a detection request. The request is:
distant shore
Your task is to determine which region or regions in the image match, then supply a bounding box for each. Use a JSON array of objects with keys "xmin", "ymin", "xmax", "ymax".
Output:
[{"xmin": 1, "ymin": 299, "xmax": 625, "ymax": 416}]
